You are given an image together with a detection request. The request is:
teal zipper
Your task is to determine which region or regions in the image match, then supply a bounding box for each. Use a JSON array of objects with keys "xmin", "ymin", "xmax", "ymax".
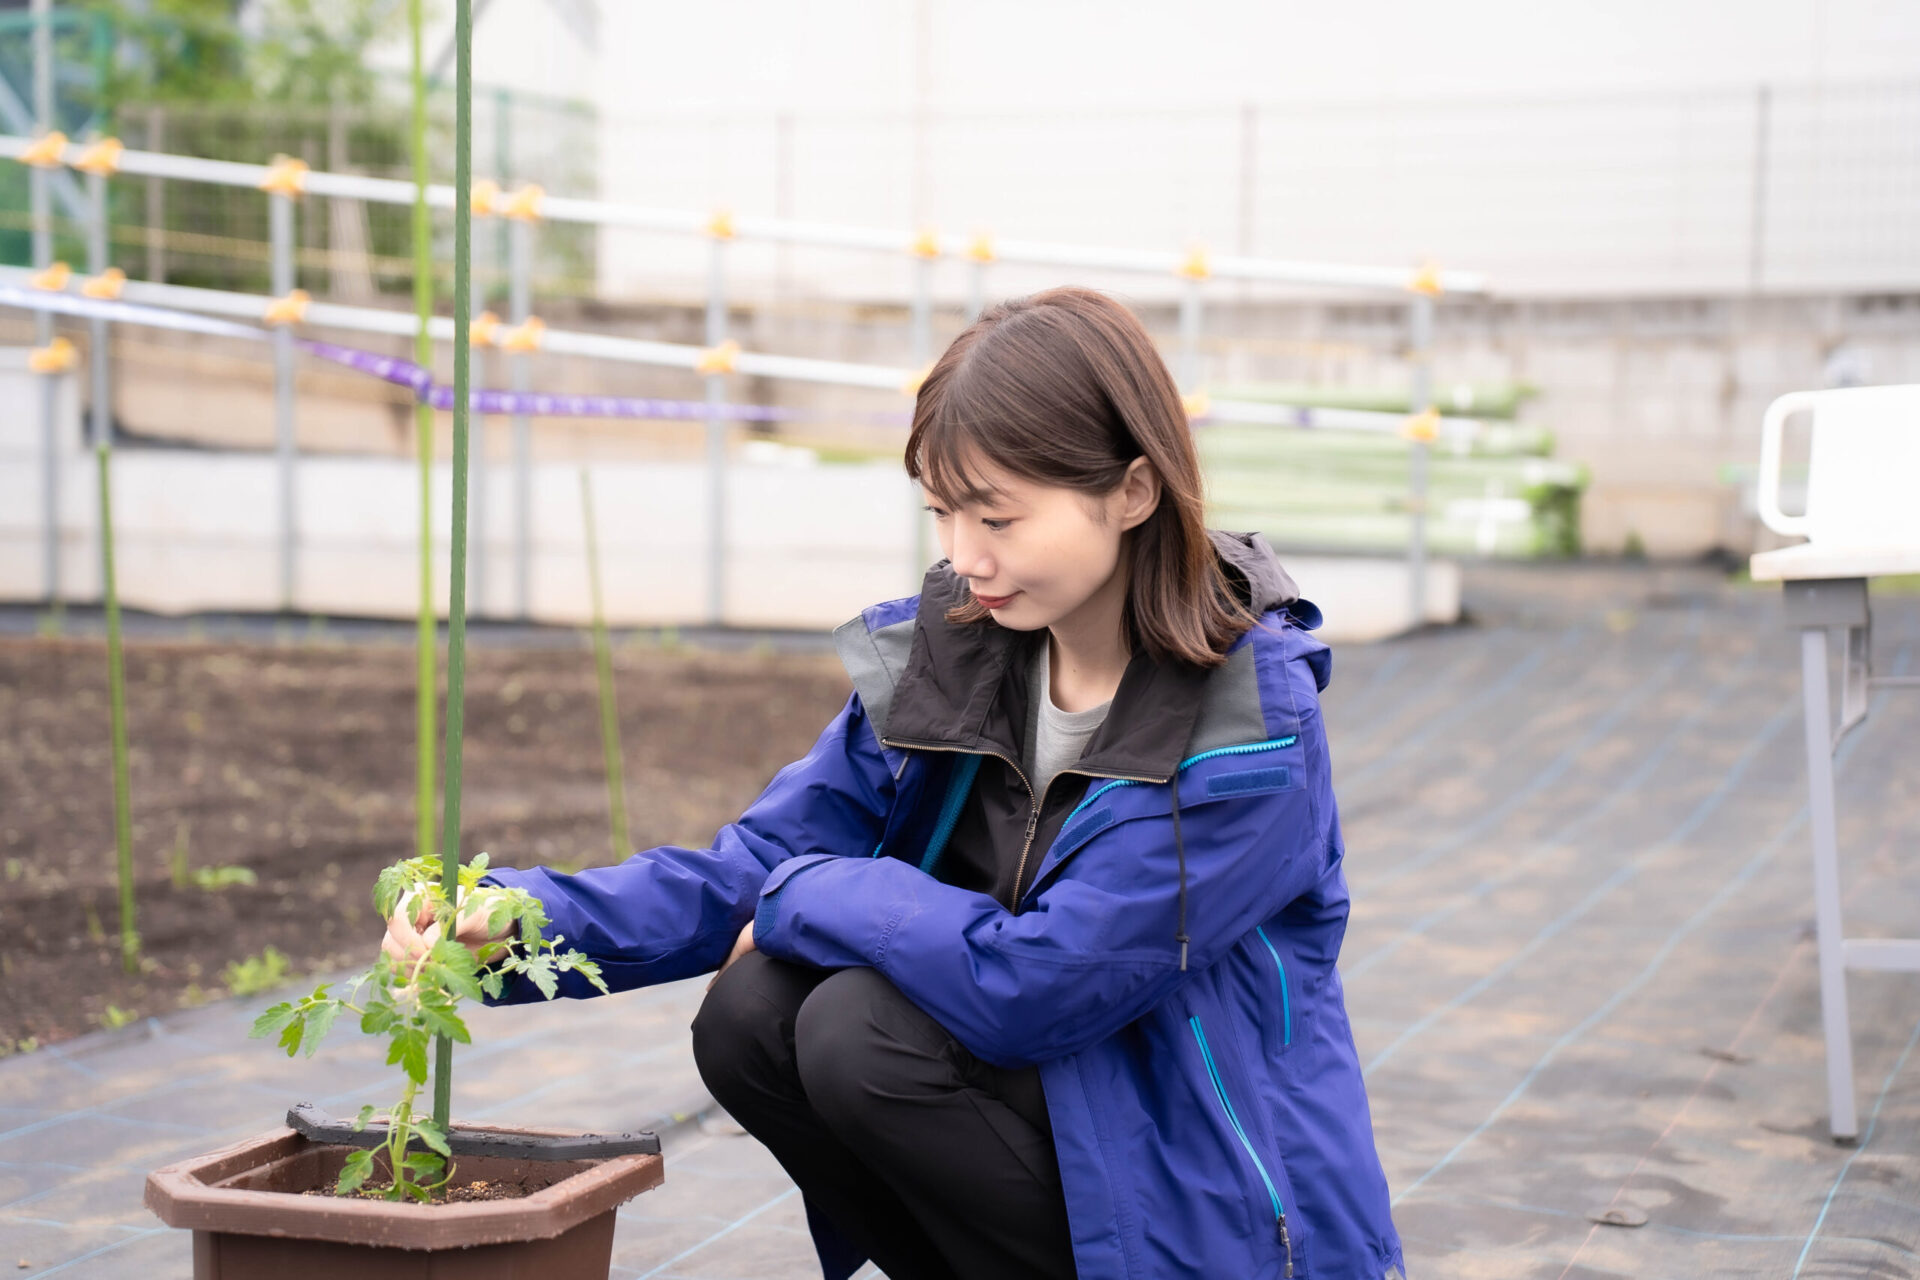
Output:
[
  {"xmin": 1189, "ymin": 1015, "xmax": 1283, "ymax": 1217},
  {"xmin": 1253, "ymin": 925, "xmax": 1292, "ymax": 1047},
  {"xmin": 1190, "ymin": 1016, "xmax": 1296, "ymax": 1274},
  {"xmin": 1064, "ymin": 735, "xmax": 1299, "ymax": 826}
]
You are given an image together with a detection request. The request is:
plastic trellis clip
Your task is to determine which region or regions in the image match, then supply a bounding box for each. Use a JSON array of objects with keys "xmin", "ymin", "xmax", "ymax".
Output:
[
  {"xmin": 1181, "ymin": 390, "xmax": 1211, "ymax": 420},
  {"xmin": 28, "ymin": 261, "xmax": 71, "ymax": 292},
  {"xmin": 910, "ymin": 227, "xmax": 942, "ymax": 260},
  {"xmin": 470, "ymin": 310, "xmax": 502, "ymax": 347},
  {"xmin": 264, "ymin": 289, "xmax": 312, "ymax": 327},
  {"xmin": 257, "ymin": 155, "xmax": 309, "ymax": 198},
  {"xmin": 502, "ymin": 183, "xmax": 544, "ymax": 221},
  {"xmin": 695, "ymin": 339, "xmax": 741, "ymax": 376},
  {"xmin": 74, "ymin": 137, "xmax": 124, "ymax": 177},
  {"xmin": 1178, "ymin": 243, "xmax": 1211, "ymax": 281},
  {"xmin": 470, "ymin": 179, "xmax": 500, "ymax": 217},
  {"xmin": 501, "ymin": 316, "xmax": 546, "ymax": 353},
  {"xmin": 706, "ymin": 209, "xmax": 737, "ymax": 241},
  {"xmin": 80, "ymin": 268, "xmax": 126, "ymax": 300},
  {"xmin": 901, "ymin": 361, "xmax": 935, "ymax": 397},
  {"xmin": 28, "ymin": 336, "xmax": 76, "ymax": 374},
  {"xmin": 19, "ymin": 131, "xmax": 67, "ymax": 168},
  {"xmin": 1408, "ymin": 260, "xmax": 1445, "ymax": 298},
  {"xmin": 966, "ymin": 232, "xmax": 996, "ymax": 264},
  {"xmin": 1401, "ymin": 408, "xmax": 1442, "ymax": 444}
]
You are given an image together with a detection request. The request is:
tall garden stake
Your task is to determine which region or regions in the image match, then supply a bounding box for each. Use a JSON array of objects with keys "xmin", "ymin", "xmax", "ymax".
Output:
[
  {"xmin": 432, "ymin": 0, "xmax": 476, "ymax": 1131},
  {"xmin": 97, "ymin": 444, "xmax": 137, "ymax": 972},
  {"xmin": 408, "ymin": 0, "xmax": 436, "ymax": 866},
  {"xmin": 579, "ymin": 468, "xmax": 632, "ymax": 860}
]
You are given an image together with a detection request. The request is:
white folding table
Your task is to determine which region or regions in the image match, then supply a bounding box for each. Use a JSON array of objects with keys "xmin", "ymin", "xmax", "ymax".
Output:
[{"xmin": 1749, "ymin": 385, "xmax": 1920, "ymax": 1142}]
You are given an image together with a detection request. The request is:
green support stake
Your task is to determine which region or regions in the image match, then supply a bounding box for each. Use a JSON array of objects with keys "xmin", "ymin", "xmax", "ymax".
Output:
[
  {"xmin": 580, "ymin": 469, "xmax": 632, "ymax": 861},
  {"xmin": 409, "ymin": 0, "xmax": 437, "ymax": 871},
  {"xmin": 432, "ymin": 0, "xmax": 476, "ymax": 1133},
  {"xmin": 97, "ymin": 444, "xmax": 137, "ymax": 973}
]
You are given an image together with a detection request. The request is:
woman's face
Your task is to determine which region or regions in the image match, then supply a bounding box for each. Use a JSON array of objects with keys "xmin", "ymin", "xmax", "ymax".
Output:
[{"xmin": 923, "ymin": 453, "xmax": 1157, "ymax": 634}]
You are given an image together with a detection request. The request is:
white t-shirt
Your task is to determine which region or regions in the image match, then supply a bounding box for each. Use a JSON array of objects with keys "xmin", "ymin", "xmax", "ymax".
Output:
[{"xmin": 1024, "ymin": 638, "xmax": 1113, "ymax": 805}]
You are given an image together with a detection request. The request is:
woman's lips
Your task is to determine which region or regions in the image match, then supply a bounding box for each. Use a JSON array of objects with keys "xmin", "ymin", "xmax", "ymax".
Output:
[{"xmin": 973, "ymin": 591, "xmax": 1018, "ymax": 609}]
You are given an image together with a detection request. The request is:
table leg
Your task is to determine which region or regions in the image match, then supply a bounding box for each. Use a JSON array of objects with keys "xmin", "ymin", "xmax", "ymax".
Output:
[{"xmin": 1800, "ymin": 624, "xmax": 1858, "ymax": 1141}]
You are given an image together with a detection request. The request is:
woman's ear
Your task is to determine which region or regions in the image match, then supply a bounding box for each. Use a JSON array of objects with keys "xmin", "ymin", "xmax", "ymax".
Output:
[{"xmin": 1116, "ymin": 456, "xmax": 1162, "ymax": 532}]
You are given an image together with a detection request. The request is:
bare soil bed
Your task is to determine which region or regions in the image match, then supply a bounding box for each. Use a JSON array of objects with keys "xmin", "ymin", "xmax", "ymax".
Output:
[{"xmin": 0, "ymin": 634, "xmax": 852, "ymax": 1052}]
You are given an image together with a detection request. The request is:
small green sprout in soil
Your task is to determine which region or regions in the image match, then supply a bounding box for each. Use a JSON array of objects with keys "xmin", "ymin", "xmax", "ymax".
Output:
[
  {"xmin": 98, "ymin": 1005, "xmax": 137, "ymax": 1031},
  {"xmin": 252, "ymin": 852, "xmax": 606, "ymax": 1201},
  {"xmin": 224, "ymin": 947, "xmax": 292, "ymax": 997},
  {"xmin": 191, "ymin": 865, "xmax": 258, "ymax": 891}
]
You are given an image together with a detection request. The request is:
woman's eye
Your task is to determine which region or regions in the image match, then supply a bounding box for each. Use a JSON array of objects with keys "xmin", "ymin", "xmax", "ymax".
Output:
[
  {"xmin": 923, "ymin": 505, "xmax": 949, "ymax": 520},
  {"xmin": 982, "ymin": 518, "xmax": 1012, "ymax": 532}
]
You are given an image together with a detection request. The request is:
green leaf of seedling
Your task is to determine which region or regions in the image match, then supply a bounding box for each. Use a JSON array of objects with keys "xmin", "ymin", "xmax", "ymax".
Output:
[
  {"xmin": 467, "ymin": 850, "xmax": 491, "ymax": 876},
  {"xmin": 249, "ymin": 1001, "xmax": 298, "ymax": 1042},
  {"xmin": 298, "ymin": 999, "xmax": 340, "ymax": 1056},
  {"xmin": 412, "ymin": 1118, "xmax": 452, "ymax": 1159},
  {"xmin": 480, "ymin": 970, "xmax": 504, "ymax": 999},
  {"xmin": 400, "ymin": 1175, "xmax": 433, "ymax": 1203},
  {"xmin": 518, "ymin": 953, "xmax": 558, "ymax": 1000},
  {"xmin": 388, "ymin": 1028, "xmax": 430, "ymax": 1085},
  {"xmin": 360, "ymin": 999, "xmax": 396, "ymax": 1036},
  {"xmin": 555, "ymin": 951, "xmax": 609, "ymax": 996},
  {"xmin": 352, "ymin": 1104, "xmax": 376, "ymax": 1132},
  {"xmin": 403, "ymin": 1151, "xmax": 444, "ymax": 1178},
  {"xmin": 336, "ymin": 1148, "xmax": 374, "ymax": 1196},
  {"xmin": 372, "ymin": 864, "xmax": 410, "ymax": 920}
]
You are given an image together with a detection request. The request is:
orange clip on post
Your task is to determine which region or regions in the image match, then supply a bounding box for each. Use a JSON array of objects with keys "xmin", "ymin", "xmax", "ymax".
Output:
[
  {"xmin": 695, "ymin": 339, "xmax": 740, "ymax": 376},
  {"xmin": 1178, "ymin": 244, "xmax": 1211, "ymax": 281},
  {"xmin": 1181, "ymin": 391, "xmax": 1211, "ymax": 420},
  {"xmin": 966, "ymin": 233, "xmax": 996, "ymax": 264},
  {"xmin": 264, "ymin": 289, "xmax": 311, "ymax": 327},
  {"xmin": 20, "ymin": 131, "xmax": 67, "ymax": 168},
  {"xmin": 910, "ymin": 228, "xmax": 941, "ymax": 260},
  {"xmin": 501, "ymin": 316, "xmax": 546, "ymax": 353},
  {"xmin": 74, "ymin": 137, "xmax": 124, "ymax": 176},
  {"xmin": 80, "ymin": 268, "xmax": 126, "ymax": 300},
  {"xmin": 28, "ymin": 261, "xmax": 72, "ymax": 292},
  {"xmin": 502, "ymin": 184, "xmax": 544, "ymax": 221},
  {"xmin": 470, "ymin": 310, "xmax": 501, "ymax": 347},
  {"xmin": 470, "ymin": 179, "xmax": 500, "ymax": 217},
  {"xmin": 258, "ymin": 155, "xmax": 309, "ymax": 197},
  {"xmin": 28, "ymin": 337, "xmax": 77, "ymax": 374},
  {"xmin": 1408, "ymin": 261, "xmax": 1444, "ymax": 298},
  {"xmin": 705, "ymin": 209, "xmax": 737, "ymax": 241},
  {"xmin": 901, "ymin": 361, "xmax": 935, "ymax": 397},
  {"xmin": 1402, "ymin": 409, "xmax": 1441, "ymax": 443}
]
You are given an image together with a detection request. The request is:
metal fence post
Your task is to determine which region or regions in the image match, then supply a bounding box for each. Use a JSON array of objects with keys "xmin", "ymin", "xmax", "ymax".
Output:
[
  {"xmin": 909, "ymin": 251, "xmax": 933, "ymax": 584},
  {"xmin": 271, "ymin": 188, "xmax": 297, "ymax": 612},
  {"xmin": 509, "ymin": 214, "xmax": 532, "ymax": 620},
  {"xmin": 704, "ymin": 233, "xmax": 729, "ymax": 628},
  {"xmin": 1178, "ymin": 274, "xmax": 1204, "ymax": 394},
  {"xmin": 32, "ymin": 0, "xmax": 57, "ymax": 612},
  {"xmin": 1407, "ymin": 292, "xmax": 1435, "ymax": 629}
]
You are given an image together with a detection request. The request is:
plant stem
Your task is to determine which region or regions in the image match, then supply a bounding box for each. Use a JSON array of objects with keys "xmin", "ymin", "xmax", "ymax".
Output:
[
  {"xmin": 408, "ymin": 0, "xmax": 435, "ymax": 873},
  {"xmin": 580, "ymin": 468, "xmax": 631, "ymax": 859},
  {"xmin": 97, "ymin": 445, "xmax": 137, "ymax": 973},
  {"xmin": 432, "ymin": 0, "xmax": 475, "ymax": 1134}
]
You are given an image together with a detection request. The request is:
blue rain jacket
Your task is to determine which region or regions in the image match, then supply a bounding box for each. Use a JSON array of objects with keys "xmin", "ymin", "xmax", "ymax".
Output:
[{"xmin": 480, "ymin": 530, "xmax": 1405, "ymax": 1279}]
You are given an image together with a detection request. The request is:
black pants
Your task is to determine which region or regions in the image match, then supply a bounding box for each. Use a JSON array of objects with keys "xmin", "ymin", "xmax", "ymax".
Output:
[{"xmin": 691, "ymin": 951, "xmax": 1077, "ymax": 1280}]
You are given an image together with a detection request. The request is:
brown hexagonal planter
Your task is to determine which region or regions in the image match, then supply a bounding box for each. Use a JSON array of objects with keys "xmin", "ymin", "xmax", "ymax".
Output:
[{"xmin": 145, "ymin": 1121, "xmax": 664, "ymax": 1279}]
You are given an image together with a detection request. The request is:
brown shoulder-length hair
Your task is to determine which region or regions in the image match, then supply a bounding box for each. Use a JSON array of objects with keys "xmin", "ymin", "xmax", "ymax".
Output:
[{"xmin": 904, "ymin": 286, "xmax": 1259, "ymax": 669}]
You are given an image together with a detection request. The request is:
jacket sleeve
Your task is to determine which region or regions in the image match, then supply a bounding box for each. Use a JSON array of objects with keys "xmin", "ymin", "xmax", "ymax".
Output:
[
  {"xmin": 477, "ymin": 691, "xmax": 895, "ymax": 1005},
  {"xmin": 751, "ymin": 724, "xmax": 1333, "ymax": 1069}
]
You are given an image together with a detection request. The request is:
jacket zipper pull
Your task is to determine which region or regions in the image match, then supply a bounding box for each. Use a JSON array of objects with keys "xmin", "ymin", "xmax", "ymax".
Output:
[{"xmin": 1280, "ymin": 1216, "xmax": 1293, "ymax": 1278}]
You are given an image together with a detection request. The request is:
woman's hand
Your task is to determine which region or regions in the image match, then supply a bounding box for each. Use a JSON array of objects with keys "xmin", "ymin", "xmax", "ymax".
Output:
[
  {"xmin": 707, "ymin": 922, "xmax": 757, "ymax": 991},
  {"xmin": 382, "ymin": 887, "xmax": 514, "ymax": 968}
]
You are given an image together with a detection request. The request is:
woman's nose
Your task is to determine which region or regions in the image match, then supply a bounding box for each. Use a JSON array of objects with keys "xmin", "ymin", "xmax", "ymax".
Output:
[{"xmin": 948, "ymin": 527, "xmax": 994, "ymax": 580}]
